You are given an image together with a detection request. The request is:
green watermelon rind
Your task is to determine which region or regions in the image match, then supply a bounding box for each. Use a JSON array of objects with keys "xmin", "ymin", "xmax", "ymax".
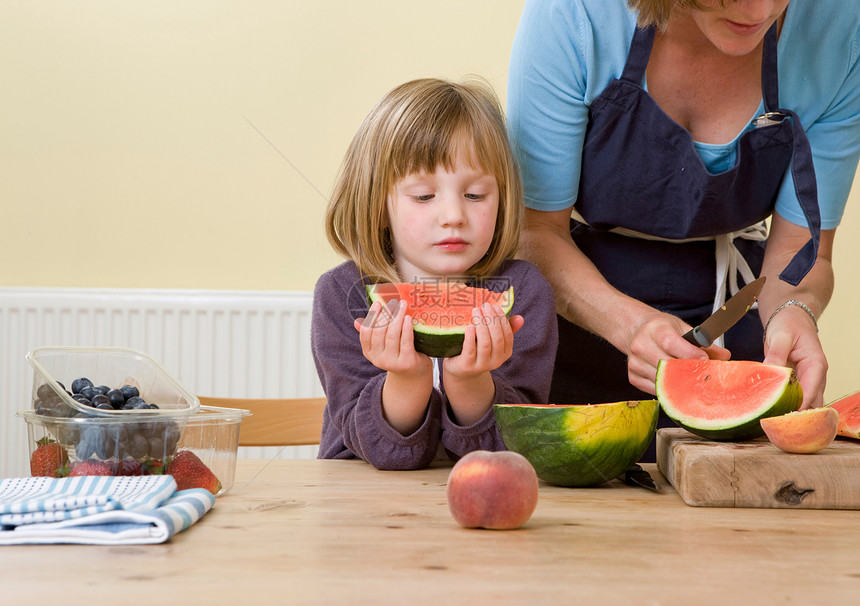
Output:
[
  {"xmin": 655, "ymin": 360, "xmax": 803, "ymax": 441},
  {"xmin": 366, "ymin": 284, "xmax": 514, "ymax": 358},
  {"xmin": 493, "ymin": 400, "xmax": 659, "ymax": 487}
]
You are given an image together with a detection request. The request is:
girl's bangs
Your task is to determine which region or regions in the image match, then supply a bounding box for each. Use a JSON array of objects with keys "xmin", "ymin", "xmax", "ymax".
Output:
[{"xmin": 391, "ymin": 110, "xmax": 502, "ymax": 181}]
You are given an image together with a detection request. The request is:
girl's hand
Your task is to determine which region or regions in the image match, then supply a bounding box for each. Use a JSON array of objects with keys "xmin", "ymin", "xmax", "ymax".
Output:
[
  {"xmin": 353, "ymin": 300, "xmax": 432, "ymax": 378},
  {"xmin": 444, "ymin": 304, "xmax": 524, "ymax": 378},
  {"xmin": 442, "ymin": 304, "xmax": 524, "ymax": 427},
  {"xmin": 625, "ymin": 311, "xmax": 730, "ymax": 395},
  {"xmin": 763, "ymin": 305, "xmax": 826, "ymax": 409}
]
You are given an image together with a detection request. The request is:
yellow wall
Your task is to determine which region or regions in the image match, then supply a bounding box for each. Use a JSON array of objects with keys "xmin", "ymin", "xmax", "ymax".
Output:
[
  {"xmin": 2, "ymin": 1, "xmax": 857, "ymax": 401},
  {"xmin": 0, "ymin": 0, "xmax": 521, "ymax": 291}
]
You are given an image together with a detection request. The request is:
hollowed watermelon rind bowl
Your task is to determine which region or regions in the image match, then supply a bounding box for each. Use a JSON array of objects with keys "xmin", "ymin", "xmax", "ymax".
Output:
[{"xmin": 493, "ymin": 400, "xmax": 659, "ymax": 487}]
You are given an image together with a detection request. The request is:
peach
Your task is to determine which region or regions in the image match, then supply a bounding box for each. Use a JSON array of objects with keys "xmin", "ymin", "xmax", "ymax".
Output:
[
  {"xmin": 446, "ymin": 450, "xmax": 538, "ymax": 530},
  {"xmin": 760, "ymin": 406, "xmax": 839, "ymax": 454}
]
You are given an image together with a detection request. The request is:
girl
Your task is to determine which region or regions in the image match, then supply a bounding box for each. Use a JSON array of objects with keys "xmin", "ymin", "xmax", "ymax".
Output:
[{"xmin": 311, "ymin": 78, "xmax": 558, "ymax": 470}]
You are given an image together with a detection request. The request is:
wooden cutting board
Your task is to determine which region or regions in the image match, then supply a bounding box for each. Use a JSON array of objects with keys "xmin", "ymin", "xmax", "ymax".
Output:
[{"xmin": 657, "ymin": 427, "xmax": 860, "ymax": 509}]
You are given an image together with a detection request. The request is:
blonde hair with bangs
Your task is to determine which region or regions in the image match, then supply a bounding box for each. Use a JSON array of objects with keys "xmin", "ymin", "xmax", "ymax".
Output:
[
  {"xmin": 628, "ymin": 0, "xmax": 729, "ymax": 29},
  {"xmin": 325, "ymin": 77, "xmax": 523, "ymax": 284}
]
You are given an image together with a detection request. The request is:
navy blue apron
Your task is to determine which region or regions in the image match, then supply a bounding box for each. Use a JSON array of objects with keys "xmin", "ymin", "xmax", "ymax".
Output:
[{"xmin": 552, "ymin": 23, "xmax": 822, "ymax": 461}]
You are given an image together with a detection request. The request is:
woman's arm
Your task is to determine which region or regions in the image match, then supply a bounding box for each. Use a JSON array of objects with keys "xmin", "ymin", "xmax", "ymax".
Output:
[
  {"xmin": 519, "ymin": 207, "xmax": 722, "ymax": 395},
  {"xmin": 759, "ymin": 214, "xmax": 836, "ymax": 409}
]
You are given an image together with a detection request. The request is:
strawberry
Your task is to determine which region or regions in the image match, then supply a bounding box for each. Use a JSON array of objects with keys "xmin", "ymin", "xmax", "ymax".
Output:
[
  {"xmin": 117, "ymin": 459, "xmax": 144, "ymax": 476},
  {"xmin": 69, "ymin": 460, "xmax": 114, "ymax": 477},
  {"xmin": 30, "ymin": 437, "xmax": 69, "ymax": 478},
  {"xmin": 167, "ymin": 450, "xmax": 222, "ymax": 494}
]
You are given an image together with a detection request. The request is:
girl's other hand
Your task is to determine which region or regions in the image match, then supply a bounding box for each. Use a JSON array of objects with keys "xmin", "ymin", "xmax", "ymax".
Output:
[
  {"xmin": 625, "ymin": 311, "xmax": 731, "ymax": 395},
  {"xmin": 444, "ymin": 304, "xmax": 524, "ymax": 378},
  {"xmin": 353, "ymin": 300, "xmax": 431, "ymax": 377}
]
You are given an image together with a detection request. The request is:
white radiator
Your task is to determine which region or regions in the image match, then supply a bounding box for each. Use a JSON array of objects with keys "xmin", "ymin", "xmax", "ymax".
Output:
[{"xmin": 0, "ymin": 287, "xmax": 322, "ymax": 478}]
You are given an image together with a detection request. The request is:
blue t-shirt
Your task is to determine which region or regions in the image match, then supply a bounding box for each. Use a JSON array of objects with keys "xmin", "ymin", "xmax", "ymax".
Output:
[{"xmin": 507, "ymin": 0, "xmax": 860, "ymax": 229}]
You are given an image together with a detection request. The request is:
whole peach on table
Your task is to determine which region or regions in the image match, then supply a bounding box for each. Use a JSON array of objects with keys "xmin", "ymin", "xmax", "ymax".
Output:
[
  {"xmin": 446, "ymin": 450, "xmax": 539, "ymax": 530},
  {"xmin": 760, "ymin": 406, "xmax": 840, "ymax": 454}
]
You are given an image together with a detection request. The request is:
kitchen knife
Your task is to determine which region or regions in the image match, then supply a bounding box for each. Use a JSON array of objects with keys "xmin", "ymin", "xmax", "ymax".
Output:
[
  {"xmin": 623, "ymin": 463, "xmax": 659, "ymax": 492},
  {"xmin": 682, "ymin": 276, "xmax": 766, "ymax": 347}
]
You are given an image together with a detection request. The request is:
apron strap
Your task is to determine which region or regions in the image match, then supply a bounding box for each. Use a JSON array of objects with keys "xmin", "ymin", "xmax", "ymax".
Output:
[
  {"xmin": 620, "ymin": 26, "xmax": 655, "ymax": 84},
  {"xmin": 777, "ymin": 109, "xmax": 822, "ymax": 286},
  {"xmin": 761, "ymin": 22, "xmax": 780, "ymax": 112}
]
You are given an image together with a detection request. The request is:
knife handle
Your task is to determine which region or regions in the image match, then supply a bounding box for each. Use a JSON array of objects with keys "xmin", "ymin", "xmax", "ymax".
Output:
[{"xmin": 682, "ymin": 327, "xmax": 712, "ymax": 348}]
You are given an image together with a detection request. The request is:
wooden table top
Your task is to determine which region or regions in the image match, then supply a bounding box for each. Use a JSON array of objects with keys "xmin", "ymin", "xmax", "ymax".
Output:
[{"xmin": 5, "ymin": 458, "xmax": 860, "ymax": 604}]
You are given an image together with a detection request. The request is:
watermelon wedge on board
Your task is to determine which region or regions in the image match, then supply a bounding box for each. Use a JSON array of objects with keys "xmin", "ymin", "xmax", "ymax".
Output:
[
  {"xmin": 655, "ymin": 359, "xmax": 802, "ymax": 441},
  {"xmin": 829, "ymin": 390, "xmax": 860, "ymax": 439},
  {"xmin": 366, "ymin": 282, "xmax": 514, "ymax": 358}
]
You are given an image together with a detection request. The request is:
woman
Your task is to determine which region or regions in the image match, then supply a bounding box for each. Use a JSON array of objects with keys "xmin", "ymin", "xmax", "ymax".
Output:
[{"xmin": 507, "ymin": 0, "xmax": 860, "ymax": 456}]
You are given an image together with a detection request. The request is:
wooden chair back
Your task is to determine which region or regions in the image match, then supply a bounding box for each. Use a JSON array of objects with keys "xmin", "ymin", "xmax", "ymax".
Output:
[{"xmin": 197, "ymin": 396, "xmax": 326, "ymax": 447}]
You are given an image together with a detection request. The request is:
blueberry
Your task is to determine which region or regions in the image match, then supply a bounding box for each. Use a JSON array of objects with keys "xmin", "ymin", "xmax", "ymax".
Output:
[
  {"xmin": 36, "ymin": 383, "xmax": 57, "ymax": 401},
  {"xmin": 75, "ymin": 427, "xmax": 100, "ymax": 459},
  {"xmin": 80, "ymin": 386, "xmax": 96, "ymax": 400},
  {"xmin": 128, "ymin": 433, "xmax": 149, "ymax": 459},
  {"xmin": 106, "ymin": 389, "xmax": 126, "ymax": 408},
  {"xmin": 148, "ymin": 435, "xmax": 165, "ymax": 458},
  {"xmin": 148, "ymin": 403, "xmax": 159, "ymax": 409},
  {"xmin": 39, "ymin": 395, "xmax": 74, "ymax": 418},
  {"xmin": 125, "ymin": 396, "xmax": 146, "ymax": 408},
  {"xmin": 96, "ymin": 402, "xmax": 114, "ymax": 410},
  {"xmin": 119, "ymin": 385, "xmax": 140, "ymax": 400},
  {"xmin": 90, "ymin": 427, "xmax": 118, "ymax": 460},
  {"xmin": 94, "ymin": 385, "xmax": 110, "ymax": 396},
  {"xmin": 56, "ymin": 421, "xmax": 81, "ymax": 446},
  {"xmin": 72, "ymin": 394, "xmax": 94, "ymax": 407},
  {"xmin": 92, "ymin": 394, "xmax": 111, "ymax": 408},
  {"xmin": 71, "ymin": 377, "xmax": 94, "ymax": 395}
]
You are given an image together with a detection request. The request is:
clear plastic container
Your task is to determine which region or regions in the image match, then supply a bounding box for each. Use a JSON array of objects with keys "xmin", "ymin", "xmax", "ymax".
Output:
[
  {"xmin": 174, "ymin": 405, "xmax": 251, "ymax": 496},
  {"xmin": 19, "ymin": 408, "xmax": 187, "ymax": 476},
  {"xmin": 27, "ymin": 346, "xmax": 199, "ymax": 418},
  {"xmin": 18, "ymin": 405, "xmax": 250, "ymax": 497}
]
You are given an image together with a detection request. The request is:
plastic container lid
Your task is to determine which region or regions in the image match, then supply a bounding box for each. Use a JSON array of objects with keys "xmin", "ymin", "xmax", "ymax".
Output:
[{"xmin": 27, "ymin": 346, "xmax": 200, "ymax": 418}]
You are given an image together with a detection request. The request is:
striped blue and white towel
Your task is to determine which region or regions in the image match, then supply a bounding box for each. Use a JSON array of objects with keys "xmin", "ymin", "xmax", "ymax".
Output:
[{"xmin": 0, "ymin": 475, "xmax": 215, "ymax": 545}]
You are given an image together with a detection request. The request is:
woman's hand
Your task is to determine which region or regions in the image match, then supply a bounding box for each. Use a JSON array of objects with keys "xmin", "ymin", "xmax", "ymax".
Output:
[
  {"xmin": 625, "ymin": 310, "xmax": 730, "ymax": 395},
  {"xmin": 759, "ymin": 215, "xmax": 836, "ymax": 410},
  {"xmin": 762, "ymin": 305, "xmax": 827, "ymax": 409}
]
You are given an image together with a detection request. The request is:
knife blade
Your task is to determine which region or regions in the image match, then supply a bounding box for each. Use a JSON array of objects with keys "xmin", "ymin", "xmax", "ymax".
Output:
[
  {"xmin": 683, "ymin": 276, "xmax": 766, "ymax": 347},
  {"xmin": 623, "ymin": 463, "xmax": 659, "ymax": 492}
]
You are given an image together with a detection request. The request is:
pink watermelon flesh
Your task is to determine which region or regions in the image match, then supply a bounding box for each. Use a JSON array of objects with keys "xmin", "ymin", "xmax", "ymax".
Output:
[
  {"xmin": 367, "ymin": 282, "xmax": 513, "ymax": 357},
  {"xmin": 369, "ymin": 282, "xmax": 512, "ymax": 332},
  {"xmin": 830, "ymin": 390, "xmax": 860, "ymax": 439},
  {"xmin": 659, "ymin": 359, "xmax": 792, "ymax": 423},
  {"xmin": 655, "ymin": 359, "xmax": 802, "ymax": 441}
]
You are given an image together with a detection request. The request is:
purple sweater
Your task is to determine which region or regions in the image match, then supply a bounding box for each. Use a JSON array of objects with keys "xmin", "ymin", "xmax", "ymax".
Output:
[{"xmin": 311, "ymin": 259, "xmax": 558, "ymax": 470}]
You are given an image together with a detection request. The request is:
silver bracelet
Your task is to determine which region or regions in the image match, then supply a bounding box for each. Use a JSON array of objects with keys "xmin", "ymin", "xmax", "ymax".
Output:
[{"xmin": 764, "ymin": 300, "xmax": 818, "ymax": 342}]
